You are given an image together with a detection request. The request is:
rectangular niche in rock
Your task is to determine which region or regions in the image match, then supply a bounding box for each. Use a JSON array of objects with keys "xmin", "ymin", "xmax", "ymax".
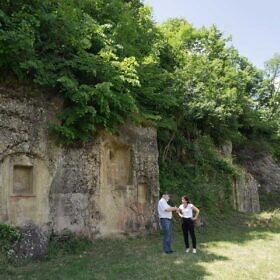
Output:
[
  {"xmin": 137, "ymin": 183, "xmax": 148, "ymax": 204},
  {"xmin": 13, "ymin": 165, "xmax": 33, "ymax": 195},
  {"xmin": 105, "ymin": 145, "xmax": 132, "ymax": 187}
]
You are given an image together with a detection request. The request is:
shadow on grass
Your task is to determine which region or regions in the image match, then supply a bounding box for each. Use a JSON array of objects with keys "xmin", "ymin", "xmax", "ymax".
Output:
[
  {"xmin": 0, "ymin": 210, "xmax": 279, "ymax": 280},
  {"xmin": 0, "ymin": 231, "xmax": 229, "ymax": 280},
  {"xmin": 172, "ymin": 210, "xmax": 280, "ymax": 250},
  {"xmin": 166, "ymin": 210, "xmax": 279, "ymax": 279}
]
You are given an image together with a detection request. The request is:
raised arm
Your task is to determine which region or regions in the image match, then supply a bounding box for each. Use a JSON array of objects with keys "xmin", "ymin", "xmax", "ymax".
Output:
[
  {"xmin": 177, "ymin": 207, "xmax": 183, "ymax": 217},
  {"xmin": 192, "ymin": 205, "xmax": 200, "ymax": 220},
  {"xmin": 165, "ymin": 206, "xmax": 178, "ymax": 212}
]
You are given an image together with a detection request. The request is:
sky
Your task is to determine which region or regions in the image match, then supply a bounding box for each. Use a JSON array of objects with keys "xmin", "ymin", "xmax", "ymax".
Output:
[{"xmin": 144, "ymin": 0, "xmax": 280, "ymax": 69}]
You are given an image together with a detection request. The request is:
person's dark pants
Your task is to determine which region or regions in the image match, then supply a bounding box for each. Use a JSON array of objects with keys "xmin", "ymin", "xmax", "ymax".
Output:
[
  {"xmin": 160, "ymin": 218, "xmax": 172, "ymax": 252},
  {"xmin": 182, "ymin": 218, "xmax": 196, "ymax": 249}
]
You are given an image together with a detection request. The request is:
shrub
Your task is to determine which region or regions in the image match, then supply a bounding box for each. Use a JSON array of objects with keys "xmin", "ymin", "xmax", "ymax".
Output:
[{"xmin": 0, "ymin": 223, "xmax": 21, "ymax": 253}]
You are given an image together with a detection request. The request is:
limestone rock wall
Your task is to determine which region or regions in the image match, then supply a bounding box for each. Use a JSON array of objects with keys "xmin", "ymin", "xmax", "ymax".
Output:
[
  {"xmin": 0, "ymin": 91, "xmax": 60, "ymax": 231},
  {"xmin": 220, "ymin": 140, "xmax": 260, "ymax": 213},
  {"xmin": 233, "ymin": 171, "xmax": 260, "ymax": 213},
  {"xmin": 238, "ymin": 153, "xmax": 280, "ymax": 194},
  {"xmin": 49, "ymin": 145, "xmax": 100, "ymax": 237},
  {"xmin": 0, "ymin": 90, "xmax": 159, "ymax": 238}
]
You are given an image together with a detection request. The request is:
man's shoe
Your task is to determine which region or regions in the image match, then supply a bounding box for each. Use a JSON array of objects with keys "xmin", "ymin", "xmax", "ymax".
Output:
[
  {"xmin": 185, "ymin": 248, "xmax": 190, "ymax": 253},
  {"xmin": 165, "ymin": 251, "xmax": 173, "ymax": 254},
  {"xmin": 193, "ymin": 249, "xmax": 197, "ymax": 254}
]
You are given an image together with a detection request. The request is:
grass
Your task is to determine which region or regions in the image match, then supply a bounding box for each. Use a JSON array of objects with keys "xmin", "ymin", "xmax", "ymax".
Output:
[{"xmin": 0, "ymin": 210, "xmax": 280, "ymax": 280}]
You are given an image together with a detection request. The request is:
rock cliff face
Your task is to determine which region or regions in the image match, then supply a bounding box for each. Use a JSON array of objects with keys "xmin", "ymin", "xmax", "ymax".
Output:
[
  {"xmin": 233, "ymin": 171, "xmax": 260, "ymax": 213},
  {"xmin": 220, "ymin": 140, "xmax": 260, "ymax": 213},
  {"xmin": 229, "ymin": 142, "xmax": 280, "ymax": 212},
  {"xmin": 0, "ymin": 90, "xmax": 159, "ymax": 238},
  {"xmin": 237, "ymin": 152, "xmax": 280, "ymax": 195}
]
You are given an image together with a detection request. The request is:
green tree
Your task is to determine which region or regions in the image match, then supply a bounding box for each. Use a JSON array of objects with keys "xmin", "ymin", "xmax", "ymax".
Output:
[
  {"xmin": 153, "ymin": 19, "xmax": 275, "ymax": 210},
  {"xmin": 263, "ymin": 54, "xmax": 280, "ymax": 130},
  {"xmin": 0, "ymin": 0, "xmax": 157, "ymax": 143},
  {"xmin": 1, "ymin": 1, "xmax": 279, "ymax": 210},
  {"xmin": 157, "ymin": 19, "xmax": 265, "ymax": 150}
]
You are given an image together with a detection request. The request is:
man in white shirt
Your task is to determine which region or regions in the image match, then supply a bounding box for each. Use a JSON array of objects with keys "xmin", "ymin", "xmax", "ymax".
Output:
[{"xmin": 157, "ymin": 192, "xmax": 178, "ymax": 254}]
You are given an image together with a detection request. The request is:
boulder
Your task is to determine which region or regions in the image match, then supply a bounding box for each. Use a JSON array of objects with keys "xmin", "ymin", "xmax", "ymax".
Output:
[{"xmin": 8, "ymin": 223, "xmax": 49, "ymax": 260}]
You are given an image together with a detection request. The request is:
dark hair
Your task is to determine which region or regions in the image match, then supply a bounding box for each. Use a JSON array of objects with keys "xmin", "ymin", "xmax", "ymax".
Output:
[
  {"xmin": 182, "ymin": 196, "xmax": 190, "ymax": 203},
  {"xmin": 162, "ymin": 192, "xmax": 170, "ymax": 196}
]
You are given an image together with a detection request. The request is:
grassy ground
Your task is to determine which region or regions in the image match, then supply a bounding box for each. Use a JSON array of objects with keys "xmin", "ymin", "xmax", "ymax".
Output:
[{"xmin": 0, "ymin": 210, "xmax": 279, "ymax": 280}]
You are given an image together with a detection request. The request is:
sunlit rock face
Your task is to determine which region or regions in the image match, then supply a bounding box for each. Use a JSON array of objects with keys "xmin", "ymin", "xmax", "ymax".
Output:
[
  {"xmin": 240, "ymin": 154, "xmax": 280, "ymax": 195},
  {"xmin": 219, "ymin": 140, "xmax": 260, "ymax": 212},
  {"xmin": 220, "ymin": 140, "xmax": 233, "ymax": 158},
  {"xmin": 0, "ymin": 90, "xmax": 159, "ymax": 239},
  {"xmin": 233, "ymin": 171, "xmax": 260, "ymax": 213}
]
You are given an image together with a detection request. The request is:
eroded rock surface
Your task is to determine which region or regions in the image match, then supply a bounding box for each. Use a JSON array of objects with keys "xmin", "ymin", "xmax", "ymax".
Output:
[{"xmin": 0, "ymin": 90, "xmax": 159, "ymax": 240}]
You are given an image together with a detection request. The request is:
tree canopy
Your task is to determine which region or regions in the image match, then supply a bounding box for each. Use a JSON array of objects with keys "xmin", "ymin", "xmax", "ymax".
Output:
[
  {"xmin": 1, "ymin": 0, "xmax": 279, "ymax": 209},
  {"xmin": 0, "ymin": 0, "xmax": 157, "ymax": 142}
]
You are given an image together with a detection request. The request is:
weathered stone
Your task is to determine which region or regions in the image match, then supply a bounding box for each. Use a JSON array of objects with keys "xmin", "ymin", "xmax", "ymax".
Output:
[
  {"xmin": 218, "ymin": 140, "xmax": 260, "ymax": 213},
  {"xmin": 220, "ymin": 140, "xmax": 232, "ymax": 157},
  {"xmin": 233, "ymin": 170, "xmax": 260, "ymax": 213},
  {"xmin": 239, "ymin": 153, "xmax": 280, "ymax": 194},
  {"xmin": 8, "ymin": 222, "xmax": 49, "ymax": 260},
  {"xmin": 0, "ymin": 89, "xmax": 160, "ymax": 240}
]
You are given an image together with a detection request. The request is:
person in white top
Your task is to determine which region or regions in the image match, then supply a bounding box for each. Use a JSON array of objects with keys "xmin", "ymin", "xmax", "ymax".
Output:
[
  {"xmin": 158, "ymin": 192, "xmax": 178, "ymax": 254},
  {"xmin": 177, "ymin": 196, "xmax": 200, "ymax": 253}
]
